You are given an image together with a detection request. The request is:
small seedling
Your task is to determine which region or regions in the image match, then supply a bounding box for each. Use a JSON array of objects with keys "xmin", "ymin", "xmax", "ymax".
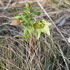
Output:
[
  {"xmin": 13, "ymin": 2, "xmax": 52, "ymax": 40},
  {"xmin": 13, "ymin": 2, "xmax": 52, "ymax": 52}
]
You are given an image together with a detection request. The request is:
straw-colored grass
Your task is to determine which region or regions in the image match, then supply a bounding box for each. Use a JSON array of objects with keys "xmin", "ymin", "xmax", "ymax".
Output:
[{"xmin": 0, "ymin": 0, "xmax": 70, "ymax": 70}]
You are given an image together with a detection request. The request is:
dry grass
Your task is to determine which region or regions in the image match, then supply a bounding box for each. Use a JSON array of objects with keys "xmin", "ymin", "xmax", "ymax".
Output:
[{"xmin": 0, "ymin": 0, "xmax": 70, "ymax": 70}]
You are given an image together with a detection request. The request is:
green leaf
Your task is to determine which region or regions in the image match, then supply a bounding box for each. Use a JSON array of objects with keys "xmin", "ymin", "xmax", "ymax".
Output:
[
  {"xmin": 41, "ymin": 19, "xmax": 51, "ymax": 35},
  {"xmin": 31, "ymin": 7, "xmax": 40, "ymax": 9},
  {"xmin": 23, "ymin": 27, "xmax": 29, "ymax": 41},
  {"xmin": 33, "ymin": 29, "xmax": 41, "ymax": 39},
  {"xmin": 12, "ymin": 16, "xmax": 20, "ymax": 19},
  {"xmin": 32, "ymin": 11, "xmax": 40, "ymax": 15}
]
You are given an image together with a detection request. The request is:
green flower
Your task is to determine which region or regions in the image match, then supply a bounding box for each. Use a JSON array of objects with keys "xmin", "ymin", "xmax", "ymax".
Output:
[{"xmin": 33, "ymin": 19, "xmax": 52, "ymax": 39}]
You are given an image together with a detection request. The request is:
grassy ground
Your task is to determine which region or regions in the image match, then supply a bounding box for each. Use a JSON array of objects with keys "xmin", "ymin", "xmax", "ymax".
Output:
[{"xmin": 0, "ymin": 0, "xmax": 70, "ymax": 70}]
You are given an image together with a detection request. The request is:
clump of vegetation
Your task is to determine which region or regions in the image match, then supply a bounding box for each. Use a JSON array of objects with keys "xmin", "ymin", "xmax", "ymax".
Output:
[
  {"xmin": 13, "ymin": 2, "xmax": 52, "ymax": 53},
  {"xmin": 0, "ymin": 1, "xmax": 70, "ymax": 70},
  {"xmin": 13, "ymin": 2, "xmax": 52, "ymax": 41}
]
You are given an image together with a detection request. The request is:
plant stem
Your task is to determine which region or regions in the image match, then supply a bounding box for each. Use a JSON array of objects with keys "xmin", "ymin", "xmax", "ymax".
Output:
[{"xmin": 29, "ymin": 34, "xmax": 34, "ymax": 53}]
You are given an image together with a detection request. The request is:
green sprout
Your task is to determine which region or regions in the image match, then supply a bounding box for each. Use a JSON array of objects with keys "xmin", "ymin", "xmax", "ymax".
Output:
[{"xmin": 13, "ymin": 2, "xmax": 52, "ymax": 41}]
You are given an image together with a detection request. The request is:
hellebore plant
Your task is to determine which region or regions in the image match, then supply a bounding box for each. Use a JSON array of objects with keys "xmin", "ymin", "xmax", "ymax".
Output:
[{"xmin": 13, "ymin": 2, "xmax": 52, "ymax": 51}]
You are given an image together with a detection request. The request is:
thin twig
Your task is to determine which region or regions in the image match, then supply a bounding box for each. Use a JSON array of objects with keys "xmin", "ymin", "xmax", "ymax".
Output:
[
  {"xmin": 0, "ymin": 0, "xmax": 4, "ymax": 6},
  {"xmin": 4, "ymin": 0, "xmax": 12, "ymax": 10}
]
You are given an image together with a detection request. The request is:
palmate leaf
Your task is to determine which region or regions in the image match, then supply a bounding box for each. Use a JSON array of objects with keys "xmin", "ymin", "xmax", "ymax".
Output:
[
  {"xmin": 41, "ymin": 19, "xmax": 51, "ymax": 35},
  {"xmin": 33, "ymin": 19, "xmax": 52, "ymax": 39},
  {"xmin": 33, "ymin": 29, "xmax": 41, "ymax": 39}
]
